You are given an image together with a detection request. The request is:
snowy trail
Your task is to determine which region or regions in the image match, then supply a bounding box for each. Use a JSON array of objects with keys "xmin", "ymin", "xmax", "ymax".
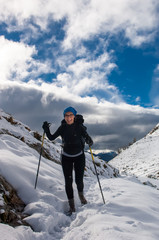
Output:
[
  {"xmin": 1, "ymin": 169, "xmax": 159, "ymax": 240},
  {"xmin": 61, "ymin": 176, "xmax": 159, "ymax": 240}
]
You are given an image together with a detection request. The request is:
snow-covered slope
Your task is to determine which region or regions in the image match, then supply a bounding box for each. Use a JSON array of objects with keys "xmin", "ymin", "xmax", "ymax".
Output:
[
  {"xmin": 0, "ymin": 109, "xmax": 159, "ymax": 240},
  {"xmin": 110, "ymin": 123, "xmax": 159, "ymax": 183},
  {"xmin": 0, "ymin": 109, "xmax": 118, "ymax": 178}
]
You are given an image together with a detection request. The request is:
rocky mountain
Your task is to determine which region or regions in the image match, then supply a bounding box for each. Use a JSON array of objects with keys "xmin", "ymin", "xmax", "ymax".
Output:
[{"xmin": 0, "ymin": 175, "xmax": 29, "ymax": 227}]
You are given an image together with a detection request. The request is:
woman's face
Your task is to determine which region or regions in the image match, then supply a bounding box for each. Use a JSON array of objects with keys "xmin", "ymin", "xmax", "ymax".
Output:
[{"xmin": 64, "ymin": 111, "xmax": 75, "ymax": 125}]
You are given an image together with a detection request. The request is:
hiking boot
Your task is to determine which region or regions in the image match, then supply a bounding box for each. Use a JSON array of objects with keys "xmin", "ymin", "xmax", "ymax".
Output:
[
  {"xmin": 68, "ymin": 198, "xmax": 75, "ymax": 213},
  {"xmin": 78, "ymin": 192, "xmax": 87, "ymax": 205}
]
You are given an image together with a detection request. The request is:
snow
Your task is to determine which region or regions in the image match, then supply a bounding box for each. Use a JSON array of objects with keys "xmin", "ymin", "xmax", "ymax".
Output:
[
  {"xmin": 110, "ymin": 123, "xmax": 159, "ymax": 188},
  {"xmin": 0, "ymin": 109, "xmax": 159, "ymax": 240}
]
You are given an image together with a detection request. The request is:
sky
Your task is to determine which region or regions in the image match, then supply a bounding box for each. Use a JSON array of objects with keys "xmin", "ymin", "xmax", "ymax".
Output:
[{"xmin": 0, "ymin": 0, "xmax": 159, "ymax": 152}]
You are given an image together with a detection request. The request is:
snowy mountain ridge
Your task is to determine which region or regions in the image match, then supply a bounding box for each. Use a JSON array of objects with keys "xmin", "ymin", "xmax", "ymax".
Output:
[
  {"xmin": 110, "ymin": 122, "xmax": 159, "ymax": 182},
  {"xmin": 148, "ymin": 123, "xmax": 159, "ymax": 136}
]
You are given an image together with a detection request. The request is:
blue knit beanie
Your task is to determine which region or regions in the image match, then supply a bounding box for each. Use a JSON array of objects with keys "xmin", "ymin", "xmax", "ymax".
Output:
[{"xmin": 63, "ymin": 106, "xmax": 77, "ymax": 117}]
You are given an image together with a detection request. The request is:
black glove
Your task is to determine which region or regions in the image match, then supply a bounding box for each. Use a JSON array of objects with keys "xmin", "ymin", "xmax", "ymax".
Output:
[
  {"xmin": 42, "ymin": 121, "xmax": 50, "ymax": 133},
  {"xmin": 86, "ymin": 136, "xmax": 93, "ymax": 147}
]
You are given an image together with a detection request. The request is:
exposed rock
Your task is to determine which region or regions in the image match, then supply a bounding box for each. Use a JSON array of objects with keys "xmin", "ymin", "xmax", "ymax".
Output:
[{"xmin": 0, "ymin": 175, "xmax": 30, "ymax": 228}]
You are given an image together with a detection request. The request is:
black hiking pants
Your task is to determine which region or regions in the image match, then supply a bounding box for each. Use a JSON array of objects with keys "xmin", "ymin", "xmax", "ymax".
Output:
[{"xmin": 61, "ymin": 153, "xmax": 85, "ymax": 200}]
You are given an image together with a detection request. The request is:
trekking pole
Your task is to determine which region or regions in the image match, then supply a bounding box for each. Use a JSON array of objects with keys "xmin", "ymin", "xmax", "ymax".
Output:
[
  {"xmin": 89, "ymin": 147, "xmax": 105, "ymax": 204},
  {"xmin": 34, "ymin": 131, "xmax": 45, "ymax": 189}
]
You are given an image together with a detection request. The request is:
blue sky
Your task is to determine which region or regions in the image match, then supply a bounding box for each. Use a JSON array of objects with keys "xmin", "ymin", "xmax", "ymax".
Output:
[
  {"xmin": 109, "ymin": 45, "xmax": 159, "ymax": 106},
  {"xmin": 0, "ymin": 0, "xmax": 159, "ymax": 152}
]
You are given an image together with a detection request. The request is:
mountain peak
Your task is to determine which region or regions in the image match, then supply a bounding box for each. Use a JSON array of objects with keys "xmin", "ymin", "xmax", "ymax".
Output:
[{"xmin": 148, "ymin": 123, "xmax": 159, "ymax": 136}]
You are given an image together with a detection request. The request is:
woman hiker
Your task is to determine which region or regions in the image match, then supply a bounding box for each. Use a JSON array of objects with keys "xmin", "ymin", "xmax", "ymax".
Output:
[{"xmin": 42, "ymin": 106, "xmax": 93, "ymax": 214}]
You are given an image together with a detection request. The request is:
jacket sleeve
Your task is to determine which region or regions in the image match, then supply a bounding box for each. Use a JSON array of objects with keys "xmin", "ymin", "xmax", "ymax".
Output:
[
  {"xmin": 81, "ymin": 125, "xmax": 93, "ymax": 146},
  {"xmin": 45, "ymin": 126, "xmax": 62, "ymax": 141}
]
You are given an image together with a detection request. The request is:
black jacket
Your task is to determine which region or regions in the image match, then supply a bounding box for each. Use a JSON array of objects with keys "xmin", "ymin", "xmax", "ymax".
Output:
[{"xmin": 45, "ymin": 122, "xmax": 92, "ymax": 155}]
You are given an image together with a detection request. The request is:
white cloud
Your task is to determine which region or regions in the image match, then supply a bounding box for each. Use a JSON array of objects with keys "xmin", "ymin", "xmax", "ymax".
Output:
[
  {"xmin": 0, "ymin": 36, "xmax": 35, "ymax": 82},
  {"xmin": 63, "ymin": 0, "xmax": 159, "ymax": 48},
  {"xmin": 0, "ymin": 36, "xmax": 52, "ymax": 83},
  {"xmin": 53, "ymin": 52, "xmax": 118, "ymax": 97},
  {"xmin": 0, "ymin": 34, "xmax": 119, "ymax": 104},
  {"xmin": 0, "ymin": 0, "xmax": 158, "ymax": 48},
  {"xmin": 135, "ymin": 97, "xmax": 141, "ymax": 102}
]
